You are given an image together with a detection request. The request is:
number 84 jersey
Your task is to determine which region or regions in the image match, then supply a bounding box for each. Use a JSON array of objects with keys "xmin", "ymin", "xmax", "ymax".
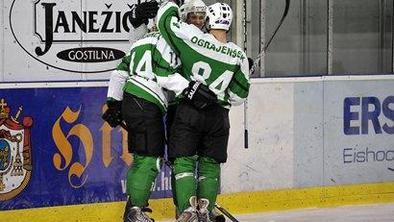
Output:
[{"xmin": 157, "ymin": 2, "xmax": 251, "ymax": 108}]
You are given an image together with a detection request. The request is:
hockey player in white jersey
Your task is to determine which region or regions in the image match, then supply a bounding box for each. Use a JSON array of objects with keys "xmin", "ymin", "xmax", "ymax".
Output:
[{"xmin": 157, "ymin": 1, "xmax": 250, "ymax": 222}]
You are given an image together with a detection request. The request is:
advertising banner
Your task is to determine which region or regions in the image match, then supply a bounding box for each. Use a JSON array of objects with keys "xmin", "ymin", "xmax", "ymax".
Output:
[
  {"xmin": 0, "ymin": 87, "xmax": 172, "ymax": 210},
  {"xmin": 324, "ymin": 79, "xmax": 394, "ymax": 185},
  {"xmin": 3, "ymin": 0, "xmax": 150, "ymax": 81},
  {"xmin": 222, "ymin": 78, "xmax": 393, "ymax": 192}
]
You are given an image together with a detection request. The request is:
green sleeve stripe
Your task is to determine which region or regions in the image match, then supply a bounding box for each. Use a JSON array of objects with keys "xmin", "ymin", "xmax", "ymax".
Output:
[
  {"xmin": 231, "ymin": 75, "xmax": 250, "ymax": 92},
  {"xmin": 157, "ymin": 5, "xmax": 182, "ymax": 55},
  {"xmin": 116, "ymin": 53, "xmax": 131, "ymax": 72},
  {"xmin": 233, "ymin": 71, "xmax": 250, "ymax": 90},
  {"xmin": 228, "ymin": 79, "xmax": 249, "ymax": 98},
  {"xmin": 157, "ymin": 3, "xmax": 178, "ymax": 35}
]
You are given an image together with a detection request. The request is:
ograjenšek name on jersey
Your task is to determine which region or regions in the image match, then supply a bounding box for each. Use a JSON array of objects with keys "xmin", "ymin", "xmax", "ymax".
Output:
[{"xmin": 190, "ymin": 36, "xmax": 246, "ymax": 61}]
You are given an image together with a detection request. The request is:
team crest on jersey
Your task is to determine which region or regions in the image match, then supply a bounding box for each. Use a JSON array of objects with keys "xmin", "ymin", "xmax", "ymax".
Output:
[{"xmin": 0, "ymin": 98, "xmax": 33, "ymax": 201}]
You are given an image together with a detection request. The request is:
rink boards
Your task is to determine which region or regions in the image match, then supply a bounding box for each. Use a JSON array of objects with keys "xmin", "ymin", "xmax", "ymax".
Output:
[
  {"xmin": 0, "ymin": 76, "xmax": 393, "ymax": 221},
  {"xmin": 224, "ymin": 75, "xmax": 394, "ymax": 192}
]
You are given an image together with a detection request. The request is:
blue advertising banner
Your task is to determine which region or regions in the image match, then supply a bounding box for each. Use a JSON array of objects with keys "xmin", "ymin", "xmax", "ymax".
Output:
[{"xmin": 0, "ymin": 87, "xmax": 172, "ymax": 210}]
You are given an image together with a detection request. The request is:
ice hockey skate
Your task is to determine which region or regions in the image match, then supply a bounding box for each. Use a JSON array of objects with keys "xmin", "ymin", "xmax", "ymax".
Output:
[
  {"xmin": 176, "ymin": 196, "xmax": 199, "ymax": 222},
  {"xmin": 124, "ymin": 206, "xmax": 154, "ymax": 222},
  {"xmin": 197, "ymin": 198, "xmax": 212, "ymax": 222}
]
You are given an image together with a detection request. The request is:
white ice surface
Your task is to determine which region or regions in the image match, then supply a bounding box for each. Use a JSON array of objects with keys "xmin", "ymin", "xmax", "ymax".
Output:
[{"xmin": 159, "ymin": 203, "xmax": 394, "ymax": 222}]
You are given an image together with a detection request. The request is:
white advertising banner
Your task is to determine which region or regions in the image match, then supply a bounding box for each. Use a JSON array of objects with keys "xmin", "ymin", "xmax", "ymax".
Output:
[
  {"xmin": 323, "ymin": 79, "xmax": 394, "ymax": 185},
  {"xmin": 4, "ymin": 0, "xmax": 148, "ymax": 81},
  {"xmin": 222, "ymin": 77, "xmax": 393, "ymax": 193}
]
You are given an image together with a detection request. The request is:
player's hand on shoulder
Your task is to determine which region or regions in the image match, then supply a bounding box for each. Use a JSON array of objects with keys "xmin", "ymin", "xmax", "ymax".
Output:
[
  {"xmin": 135, "ymin": 1, "xmax": 159, "ymax": 19},
  {"xmin": 130, "ymin": 1, "xmax": 159, "ymax": 28}
]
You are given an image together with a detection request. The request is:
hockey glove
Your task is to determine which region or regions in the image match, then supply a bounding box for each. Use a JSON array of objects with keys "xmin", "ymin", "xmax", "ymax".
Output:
[
  {"xmin": 135, "ymin": 1, "xmax": 159, "ymax": 19},
  {"xmin": 182, "ymin": 81, "xmax": 217, "ymax": 110},
  {"xmin": 102, "ymin": 100, "xmax": 123, "ymax": 128},
  {"xmin": 130, "ymin": 1, "xmax": 159, "ymax": 28}
]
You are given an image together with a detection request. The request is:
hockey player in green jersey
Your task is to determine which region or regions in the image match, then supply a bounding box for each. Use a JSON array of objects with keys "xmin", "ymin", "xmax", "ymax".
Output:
[
  {"xmin": 104, "ymin": 27, "xmax": 188, "ymax": 222},
  {"xmin": 103, "ymin": 1, "xmax": 220, "ymax": 221},
  {"xmin": 103, "ymin": 2, "xmax": 190, "ymax": 220},
  {"xmin": 169, "ymin": 1, "xmax": 227, "ymax": 222},
  {"xmin": 167, "ymin": 0, "xmax": 207, "ymax": 218},
  {"xmin": 157, "ymin": 1, "xmax": 251, "ymax": 222}
]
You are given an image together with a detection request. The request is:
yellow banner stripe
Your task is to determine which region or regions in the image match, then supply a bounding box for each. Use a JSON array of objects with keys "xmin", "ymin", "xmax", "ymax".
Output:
[{"xmin": 1, "ymin": 182, "xmax": 393, "ymax": 222}]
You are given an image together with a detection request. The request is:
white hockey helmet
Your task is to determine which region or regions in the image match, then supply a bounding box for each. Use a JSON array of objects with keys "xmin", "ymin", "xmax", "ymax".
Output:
[
  {"xmin": 179, "ymin": 0, "xmax": 207, "ymax": 22},
  {"xmin": 206, "ymin": 2, "xmax": 233, "ymax": 31}
]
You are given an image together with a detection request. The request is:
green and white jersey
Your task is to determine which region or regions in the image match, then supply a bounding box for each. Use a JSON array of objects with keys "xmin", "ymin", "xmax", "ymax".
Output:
[
  {"xmin": 107, "ymin": 31, "xmax": 189, "ymax": 112},
  {"xmin": 157, "ymin": 2, "xmax": 250, "ymax": 108}
]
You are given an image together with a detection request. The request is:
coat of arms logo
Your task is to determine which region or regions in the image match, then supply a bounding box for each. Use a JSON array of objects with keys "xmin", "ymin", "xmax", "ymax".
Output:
[{"xmin": 0, "ymin": 98, "xmax": 33, "ymax": 201}]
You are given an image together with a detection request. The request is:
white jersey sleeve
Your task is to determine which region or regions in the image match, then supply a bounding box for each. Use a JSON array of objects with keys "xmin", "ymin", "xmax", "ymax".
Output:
[{"xmin": 107, "ymin": 69, "xmax": 129, "ymax": 101}]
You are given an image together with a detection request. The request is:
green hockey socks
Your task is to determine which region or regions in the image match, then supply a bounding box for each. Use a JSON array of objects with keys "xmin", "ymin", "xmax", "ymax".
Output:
[
  {"xmin": 197, "ymin": 156, "xmax": 220, "ymax": 211},
  {"xmin": 126, "ymin": 155, "xmax": 160, "ymax": 207},
  {"xmin": 173, "ymin": 156, "xmax": 198, "ymax": 212},
  {"xmin": 173, "ymin": 156, "xmax": 220, "ymax": 212}
]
